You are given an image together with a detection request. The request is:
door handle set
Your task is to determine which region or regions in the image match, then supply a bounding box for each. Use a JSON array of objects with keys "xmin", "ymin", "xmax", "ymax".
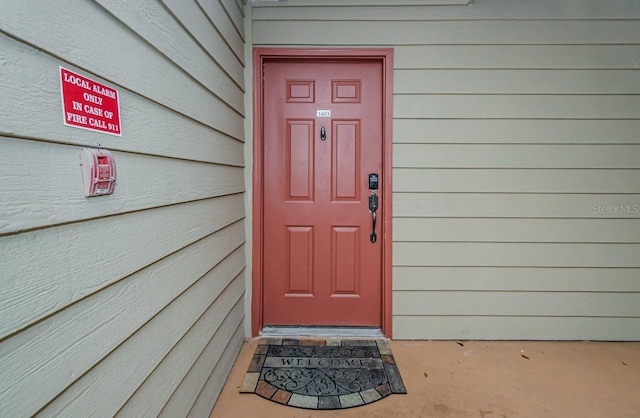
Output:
[
  {"xmin": 368, "ymin": 173, "xmax": 379, "ymax": 243},
  {"xmin": 369, "ymin": 192, "xmax": 378, "ymax": 243}
]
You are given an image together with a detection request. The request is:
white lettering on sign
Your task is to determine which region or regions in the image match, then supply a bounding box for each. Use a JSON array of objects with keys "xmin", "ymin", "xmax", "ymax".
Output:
[
  {"xmin": 93, "ymin": 84, "xmax": 117, "ymax": 99},
  {"xmin": 317, "ymin": 110, "xmax": 331, "ymax": 118},
  {"xmin": 63, "ymin": 73, "xmax": 91, "ymax": 90},
  {"xmin": 60, "ymin": 67, "xmax": 122, "ymax": 136},
  {"xmin": 83, "ymin": 92, "xmax": 103, "ymax": 106}
]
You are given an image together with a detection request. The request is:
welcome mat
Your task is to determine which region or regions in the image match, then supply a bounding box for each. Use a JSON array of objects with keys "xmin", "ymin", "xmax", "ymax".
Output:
[{"xmin": 239, "ymin": 338, "xmax": 406, "ymax": 410}]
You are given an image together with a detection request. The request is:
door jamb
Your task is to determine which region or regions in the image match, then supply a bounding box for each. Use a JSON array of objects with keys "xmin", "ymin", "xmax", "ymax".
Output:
[{"xmin": 251, "ymin": 48, "xmax": 394, "ymax": 337}]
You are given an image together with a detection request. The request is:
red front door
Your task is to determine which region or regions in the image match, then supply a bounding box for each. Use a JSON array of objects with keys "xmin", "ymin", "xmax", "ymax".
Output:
[{"xmin": 262, "ymin": 60, "xmax": 383, "ymax": 327}]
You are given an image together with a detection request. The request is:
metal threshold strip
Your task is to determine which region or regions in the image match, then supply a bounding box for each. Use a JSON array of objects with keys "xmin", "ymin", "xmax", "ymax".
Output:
[{"xmin": 260, "ymin": 326, "xmax": 384, "ymax": 339}]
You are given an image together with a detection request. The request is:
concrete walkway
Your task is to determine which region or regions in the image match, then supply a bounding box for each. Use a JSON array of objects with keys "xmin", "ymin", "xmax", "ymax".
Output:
[{"xmin": 211, "ymin": 339, "xmax": 640, "ymax": 418}]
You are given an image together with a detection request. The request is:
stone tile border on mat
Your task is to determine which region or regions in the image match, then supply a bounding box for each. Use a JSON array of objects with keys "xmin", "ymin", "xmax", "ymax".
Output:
[{"xmin": 240, "ymin": 338, "xmax": 406, "ymax": 410}]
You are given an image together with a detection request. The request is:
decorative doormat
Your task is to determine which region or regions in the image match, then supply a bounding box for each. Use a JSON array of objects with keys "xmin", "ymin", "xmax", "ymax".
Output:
[{"xmin": 239, "ymin": 338, "xmax": 406, "ymax": 410}]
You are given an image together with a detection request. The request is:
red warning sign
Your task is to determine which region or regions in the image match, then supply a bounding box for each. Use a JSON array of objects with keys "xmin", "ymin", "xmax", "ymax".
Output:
[{"xmin": 60, "ymin": 67, "xmax": 122, "ymax": 136}]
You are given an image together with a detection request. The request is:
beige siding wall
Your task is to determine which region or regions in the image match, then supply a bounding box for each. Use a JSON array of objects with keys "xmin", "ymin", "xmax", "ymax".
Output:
[
  {"xmin": 0, "ymin": 0, "xmax": 246, "ymax": 416},
  {"xmin": 252, "ymin": 0, "xmax": 640, "ymax": 340}
]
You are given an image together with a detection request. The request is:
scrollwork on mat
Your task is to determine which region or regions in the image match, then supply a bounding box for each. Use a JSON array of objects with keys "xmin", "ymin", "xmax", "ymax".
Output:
[
  {"xmin": 263, "ymin": 368, "xmax": 387, "ymax": 396},
  {"xmin": 268, "ymin": 346, "xmax": 379, "ymax": 358}
]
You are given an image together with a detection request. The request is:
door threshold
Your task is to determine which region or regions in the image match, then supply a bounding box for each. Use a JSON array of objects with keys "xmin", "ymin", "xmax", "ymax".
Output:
[{"xmin": 260, "ymin": 326, "xmax": 384, "ymax": 339}]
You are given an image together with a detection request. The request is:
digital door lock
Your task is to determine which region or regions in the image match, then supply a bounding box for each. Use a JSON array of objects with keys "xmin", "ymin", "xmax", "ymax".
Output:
[
  {"xmin": 368, "ymin": 173, "xmax": 379, "ymax": 190},
  {"xmin": 368, "ymin": 173, "xmax": 379, "ymax": 243}
]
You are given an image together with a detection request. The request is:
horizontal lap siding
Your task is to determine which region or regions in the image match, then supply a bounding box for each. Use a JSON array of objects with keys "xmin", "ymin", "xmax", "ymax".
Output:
[
  {"xmin": 253, "ymin": 21, "xmax": 640, "ymax": 45},
  {"xmin": 252, "ymin": 0, "xmax": 640, "ymax": 341},
  {"xmin": 252, "ymin": 1, "xmax": 640, "ymax": 20},
  {"xmin": 0, "ymin": 0, "xmax": 247, "ymax": 417}
]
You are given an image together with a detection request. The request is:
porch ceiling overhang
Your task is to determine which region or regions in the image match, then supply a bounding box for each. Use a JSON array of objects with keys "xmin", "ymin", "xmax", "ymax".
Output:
[{"xmin": 252, "ymin": 0, "xmax": 473, "ymax": 7}]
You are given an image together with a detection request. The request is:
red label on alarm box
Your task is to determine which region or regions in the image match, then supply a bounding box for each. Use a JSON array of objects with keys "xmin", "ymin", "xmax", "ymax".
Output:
[{"xmin": 60, "ymin": 67, "xmax": 122, "ymax": 136}]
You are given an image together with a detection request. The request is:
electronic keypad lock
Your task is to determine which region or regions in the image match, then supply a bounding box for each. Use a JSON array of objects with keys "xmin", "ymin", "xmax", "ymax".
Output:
[
  {"xmin": 368, "ymin": 173, "xmax": 379, "ymax": 243},
  {"xmin": 368, "ymin": 173, "xmax": 379, "ymax": 190}
]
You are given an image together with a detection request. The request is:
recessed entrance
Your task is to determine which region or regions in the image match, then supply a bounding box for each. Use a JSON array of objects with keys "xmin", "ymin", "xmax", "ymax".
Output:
[{"xmin": 252, "ymin": 48, "xmax": 394, "ymax": 337}]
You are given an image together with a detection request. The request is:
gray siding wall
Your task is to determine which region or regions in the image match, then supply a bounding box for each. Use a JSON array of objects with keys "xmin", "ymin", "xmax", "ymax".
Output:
[
  {"xmin": 252, "ymin": 0, "xmax": 640, "ymax": 340},
  {"xmin": 0, "ymin": 0, "xmax": 247, "ymax": 416}
]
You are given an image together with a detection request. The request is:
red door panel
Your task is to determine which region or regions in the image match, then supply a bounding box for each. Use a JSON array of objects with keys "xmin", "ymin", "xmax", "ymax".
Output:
[{"xmin": 263, "ymin": 61, "xmax": 383, "ymax": 326}]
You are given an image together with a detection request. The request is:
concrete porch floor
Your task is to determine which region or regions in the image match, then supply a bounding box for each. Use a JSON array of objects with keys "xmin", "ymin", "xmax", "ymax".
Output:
[{"xmin": 210, "ymin": 339, "xmax": 640, "ymax": 418}]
